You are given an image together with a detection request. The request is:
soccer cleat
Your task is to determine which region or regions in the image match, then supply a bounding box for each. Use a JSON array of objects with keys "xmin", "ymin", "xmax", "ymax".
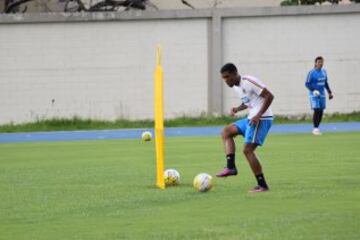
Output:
[
  {"xmin": 216, "ymin": 167, "xmax": 238, "ymax": 177},
  {"xmin": 312, "ymin": 128, "xmax": 322, "ymax": 135},
  {"xmin": 248, "ymin": 185, "xmax": 269, "ymax": 193}
]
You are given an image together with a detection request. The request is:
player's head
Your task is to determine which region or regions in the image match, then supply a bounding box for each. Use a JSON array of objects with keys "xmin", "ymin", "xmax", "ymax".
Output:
[
  {"xmin": 220, "ymin": 63, "xmax": 240, "ymax": 87},
  {"xmin": 314, "ymin": 56, "xmax": 324, "ymax": 69}
]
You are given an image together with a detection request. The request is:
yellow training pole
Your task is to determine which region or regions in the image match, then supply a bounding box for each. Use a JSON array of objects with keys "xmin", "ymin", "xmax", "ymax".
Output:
[{"xmin": 154, "ymin": 46, "xmax": 165, "ymax": 189}]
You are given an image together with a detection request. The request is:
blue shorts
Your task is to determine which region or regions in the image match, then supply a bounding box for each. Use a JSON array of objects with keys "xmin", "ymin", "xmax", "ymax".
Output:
[
  {"xmin": 233, "ymin": 117, "xmax": 273, "ymax": 146},
  {"xmin": 310, "ymin": 96, "xmax": 326, "ymax": 109}
]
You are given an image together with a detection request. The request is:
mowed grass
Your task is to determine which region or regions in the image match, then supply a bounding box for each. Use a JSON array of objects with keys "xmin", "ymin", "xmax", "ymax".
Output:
[{"xmin": 0, "ymin": 132, "xmax": 359, "ymax": 240}]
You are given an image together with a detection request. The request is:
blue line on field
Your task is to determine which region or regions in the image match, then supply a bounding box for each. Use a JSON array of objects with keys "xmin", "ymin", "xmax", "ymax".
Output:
[{"xmin": 0, "ymin": 122, "xmax": 359, "ymax": 143}]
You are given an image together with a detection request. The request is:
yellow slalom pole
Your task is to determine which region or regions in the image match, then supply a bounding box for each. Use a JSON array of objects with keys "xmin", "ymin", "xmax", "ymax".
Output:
[{"xmin": 154, "ymin": 46, "xmax": 165, "ymax": 189}]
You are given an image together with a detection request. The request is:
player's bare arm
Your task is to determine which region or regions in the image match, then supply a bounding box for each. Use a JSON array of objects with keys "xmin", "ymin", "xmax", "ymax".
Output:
[
  {"xmin": 231, "ymin": 103, "xmax": 248, "ymax": 116},
  {"xmin": 250, "ymin": 88, "xmax": 274, "ymax": 125},
  {"xmin": 325, "ymin": 81, "xmax": 334, "ymax": 100}
]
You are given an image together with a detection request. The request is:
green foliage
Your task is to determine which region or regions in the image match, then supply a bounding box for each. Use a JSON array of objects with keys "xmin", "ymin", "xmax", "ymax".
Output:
[
  {"xmin": 281, "ymin": 0, "xmax": 342, "ymax": 6},
  {"xmin": 281, "ymin": 0, "xmax": 300, "ymax": 6},
  {"xmin": 0, "ymin": 112, "xmax": 359, "ymax": 133},
  {"xmin": 0, "ymin": 133, "xmax": 359, "ymax": 239}
]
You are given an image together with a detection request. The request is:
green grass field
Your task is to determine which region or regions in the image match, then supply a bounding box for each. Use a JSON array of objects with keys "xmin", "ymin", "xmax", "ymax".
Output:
[{"xmin": 1, "ymin": 132, "xmax": 359, "ymax": 240}]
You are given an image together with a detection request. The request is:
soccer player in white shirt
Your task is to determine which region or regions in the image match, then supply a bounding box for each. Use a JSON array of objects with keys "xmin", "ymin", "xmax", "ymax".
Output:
[{"xmin": 216, "ymin": 63, "xmax": 274, "ymax": 193}]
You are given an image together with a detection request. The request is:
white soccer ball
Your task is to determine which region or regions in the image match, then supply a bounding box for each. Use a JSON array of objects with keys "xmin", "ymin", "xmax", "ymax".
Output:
[
  {"xmin": 193, "ymin": 173, "xmax": 213, "ymax": 192},
  {"xmin": 164, "ymin": 169, "xmax": 180, "ymax": 186},
  {"xmin": 141, "ymin": 131, "xmax": 152, "ymax": 141},
  {"xmin": 313, "ymin": 90, "xmax": 320, "ymax": 96}
]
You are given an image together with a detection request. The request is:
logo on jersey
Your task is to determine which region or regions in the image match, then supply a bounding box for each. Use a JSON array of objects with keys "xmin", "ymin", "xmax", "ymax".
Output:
[{"xmin": 242, "ymin": 96, "xmax": 250, "ymax": 104}]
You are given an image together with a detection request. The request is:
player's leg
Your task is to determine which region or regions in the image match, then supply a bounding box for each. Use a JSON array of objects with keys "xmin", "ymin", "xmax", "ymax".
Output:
[
  {"xmin": 313, "ymin": 108, "xmax": 321, "ymax": 128},
  {"xmin": 244, "ymin": 119, "xmax": 272, "ymax": 192},
  {"xmin": 314, "ymin": 108, "xmax": 324, "ymax": 127},
  {"xmin": 216, "ymin": 124, "xmax": 239, "ymax": 177},
  {"xmin": 317, "ymin": 97, "xmax": 326, "ymax": 129},
  {"xmin": 311, "ymin": 96, "xmax": 322, "ymax": 135},
  {"xmin": 216, "ymin": 118, "xmax": 247, "ymax": 177},
  {"xmin": 222, "ymin": 124, "xmax": 238, "ymax": 159},
  {"xmin": 243, "ymin": 143, "xmax": 269, "ymax": 191},
  {"xmin": 313, "ymin": 108, "xmax": 323, "ymax": 135},
  {"xmin": 318, "ymin": 109, "xmax": 324, "ymax": 125}
]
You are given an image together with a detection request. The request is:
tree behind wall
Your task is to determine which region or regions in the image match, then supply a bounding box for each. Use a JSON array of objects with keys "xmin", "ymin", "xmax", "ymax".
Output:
[
  {"xmin": 2, "ymin": 0, "xmax": 157, "ymax": 13},
  {"xmin": 280, "ymin": 0, "xmax": 359, "ymax": 5},
  {"xmin": 4, "ymin": 0, "xmax": 34, "ymax": 13}
]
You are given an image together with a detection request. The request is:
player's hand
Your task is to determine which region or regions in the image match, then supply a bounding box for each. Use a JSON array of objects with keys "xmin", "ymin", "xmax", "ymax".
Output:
[
  {"xmin": 329, "ymin": 92, "xmax": 334, "ymax": 100},
  {"xmin": 230, "ymin": 107, "xmax": 238, "ymax": 117},
  {"xmin": 313, "ymin": 90, "xmax": 320, "ymax": 97},
  {"xmin": 250, "ymin": 115, "xmax": 260, "ymax": 126}
]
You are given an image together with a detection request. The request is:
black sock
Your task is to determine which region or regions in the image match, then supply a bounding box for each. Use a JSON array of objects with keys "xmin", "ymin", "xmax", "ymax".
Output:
[
  {"xmin": 313, "ymin": 110, "xmax": 319, "ymax": 128},
  {"xmin": 313, "ymin": 109, "xmax": 323, "ymax": 128},
  {"xmin": 256, "ymin": 173, "xmax": 268, "ymax": 189},
  {"xmin": 318, "ymin": 109, "xmax": 324, "ymax": 126},
  {"xmin": 226, "ymin": 153, "xmax": 236, "ymax": 169}
]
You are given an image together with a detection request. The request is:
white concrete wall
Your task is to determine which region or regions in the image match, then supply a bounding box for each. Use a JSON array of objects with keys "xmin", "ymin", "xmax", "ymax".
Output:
[
  {"xmin": 0, "ymin": 19, "xmax": 208, "ymax": 124},
  {"xmin": 1, "ymin": 7, "xmax": 360, "ymax": 124},
  {"xmin": 223, "ymin": 13, "xmax": 360, "ymax": 115}
]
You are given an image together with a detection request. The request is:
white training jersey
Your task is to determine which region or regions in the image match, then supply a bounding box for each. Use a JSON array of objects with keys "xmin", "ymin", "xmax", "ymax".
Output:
[{"xmin": 233, "ymin": 75, "xmax": 273, "ymax": 119}]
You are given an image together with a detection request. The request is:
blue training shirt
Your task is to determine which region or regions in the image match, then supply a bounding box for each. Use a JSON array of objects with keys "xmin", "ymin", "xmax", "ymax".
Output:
[{"xmin": 305, "ymin": 68, "xmax": 328, "ymax": 97}]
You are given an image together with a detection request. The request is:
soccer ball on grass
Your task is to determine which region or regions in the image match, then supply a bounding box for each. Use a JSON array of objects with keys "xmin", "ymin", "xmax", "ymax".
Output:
[
  {"xmin": 164, "ymin": 169, "xmax": 180, "ymax": 186},
  {"xmin": 193, "ymin": 173, "xmax": 213, "ymax": 192},
  {"xmin": 141, "ymin": 131, "xmax": 152, "ymax": 141}
]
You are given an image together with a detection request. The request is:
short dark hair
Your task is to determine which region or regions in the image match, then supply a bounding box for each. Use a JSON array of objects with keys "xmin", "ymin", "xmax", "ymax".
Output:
[
  {"xmin": 220, "ymin": 63, "xmax": 237, "ymax": 74},
  {"xmin": 315, "ymin": 56, "xmax": 324, "ymax": 62}
]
